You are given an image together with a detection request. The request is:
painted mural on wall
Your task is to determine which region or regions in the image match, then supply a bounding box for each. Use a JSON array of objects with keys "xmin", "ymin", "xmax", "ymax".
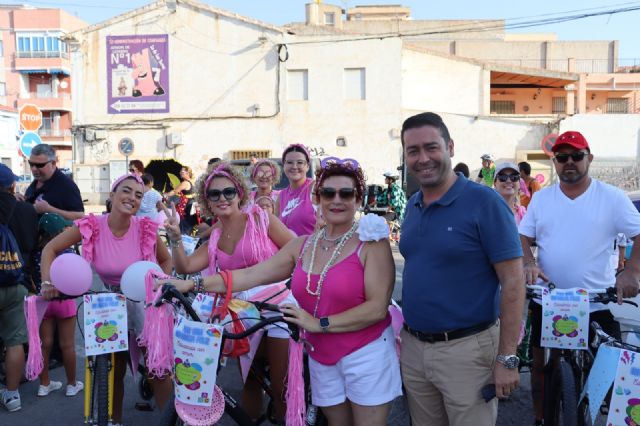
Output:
[{"xmin": 107, "ymin": 34, "xmax": 170, "ymax": 114}]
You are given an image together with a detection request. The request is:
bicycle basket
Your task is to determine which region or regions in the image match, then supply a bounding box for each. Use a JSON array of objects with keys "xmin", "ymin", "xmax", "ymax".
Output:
[{"xmin": 175, "ymin": 385, "xmax": 224, "ymax": 426}]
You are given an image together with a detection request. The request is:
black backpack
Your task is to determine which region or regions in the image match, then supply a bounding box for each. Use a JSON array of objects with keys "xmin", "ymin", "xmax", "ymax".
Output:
[{"xmin": 0, "ymin": 205, "xmax": 25, "ymax": 286}]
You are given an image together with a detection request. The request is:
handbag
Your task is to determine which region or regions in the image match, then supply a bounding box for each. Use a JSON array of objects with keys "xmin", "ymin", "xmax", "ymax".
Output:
[{"xmin": 212, "ymin": 271, "xmax": 250, "ymax": 358}]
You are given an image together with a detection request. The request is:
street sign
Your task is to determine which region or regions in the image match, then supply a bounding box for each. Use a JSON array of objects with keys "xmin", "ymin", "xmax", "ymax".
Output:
[
  {"xmin": 19, "ymin": 104, "xmax": 42, "ymax": 131},
  {"xmin": 118, "ymin": 138, "xmax": 134, "ymax": 156},
  {"xmin": 19, "ymin": 131, "xmax": 42, "ymax": 157},
  {"xmin": 541, "ymin": 133, "xmax": 558, "ymax": 157}
]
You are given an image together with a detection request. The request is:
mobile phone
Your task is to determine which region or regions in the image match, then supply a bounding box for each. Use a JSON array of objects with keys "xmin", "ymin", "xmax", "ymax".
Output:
[{"xmin": 481, "ymin": 384, "xmax": 496, "ymax": 402}]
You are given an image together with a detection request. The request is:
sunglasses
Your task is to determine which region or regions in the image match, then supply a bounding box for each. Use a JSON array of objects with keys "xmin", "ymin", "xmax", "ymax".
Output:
[
  {"xmin": 554, "ymin": 152, "xmax": 588, "ymax": 164},
  {"xmin": 318, "ymin": 187, "xmax": 356, "ymax": 200},
  {"xmin": 29, "ymin": 160, "xmax": 52, "ymax": 169},
  {"xmin": 496, "ymin": 174, "xmax": 520, "ymax": 183},
  {"xmin": 255, "ymin": 171, "xmax": 273, "ymax": 179},
  {"xmin": 207, "ymin": 187, "xmax": 238, "ymax": 202}
]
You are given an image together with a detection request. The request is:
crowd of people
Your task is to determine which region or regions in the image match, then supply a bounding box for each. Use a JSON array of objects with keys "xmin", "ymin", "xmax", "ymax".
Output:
[{"xmin": 0, "ymin": 111, "xmax": 639, "ymax": 426}]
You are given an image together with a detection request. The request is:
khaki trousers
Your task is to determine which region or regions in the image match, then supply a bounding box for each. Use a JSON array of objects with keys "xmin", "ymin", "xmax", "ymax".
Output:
[{"xmin": 400, "ymin": 322, "xmax": 499, "ymax": 426}]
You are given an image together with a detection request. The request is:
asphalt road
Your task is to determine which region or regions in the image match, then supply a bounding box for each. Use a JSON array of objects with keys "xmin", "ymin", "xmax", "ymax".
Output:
[{"xmin": 2, "ymin": 245, "xmax": 550, "ymax": 425}]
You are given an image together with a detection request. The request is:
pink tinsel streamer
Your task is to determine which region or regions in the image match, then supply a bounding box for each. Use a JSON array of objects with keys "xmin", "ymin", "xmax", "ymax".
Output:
[
  {"xmin": 137, "ymin": 269, "xmax": 174, "ymax": 378},
  {"xmin": 25, "ymin": 296, "xmax": 44, "ymax": 380},
  {"xmin": 285, "ymin": 339, "xmax": 306, "ymax": 426}
]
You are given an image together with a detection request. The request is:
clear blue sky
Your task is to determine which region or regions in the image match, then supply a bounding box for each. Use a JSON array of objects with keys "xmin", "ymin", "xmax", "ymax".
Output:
[{"xmin": 12, "ymin": 0, "xmax": 640, "ymax": 58}]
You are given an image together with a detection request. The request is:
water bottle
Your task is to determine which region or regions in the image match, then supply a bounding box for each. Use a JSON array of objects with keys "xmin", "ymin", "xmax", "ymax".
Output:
[{"xmin": 306, "ymin": 404, "xmax": 318, "ymax": 425}]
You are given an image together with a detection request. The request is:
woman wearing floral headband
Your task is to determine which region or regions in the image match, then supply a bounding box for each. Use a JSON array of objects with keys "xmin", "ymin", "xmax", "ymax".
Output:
[
  {"xmin": 41, "ymin": 173, "xmax": 172, "ymax": 426},
  {"xmin": 162, "ymin": 161, "xmax": 295, "ymax": 424},
  {"xmin": 276, "ymin": 144, "xmax": 318, "ymax": 236},
  {"xmin": 247, "ymin": 158, "xmax": 281, "ymax": 211},
  {"xmin": 160, "ymin": 158, "xmax": 402, "ymax": 426},
  {"xmin": 40, "ymin": 173, "xmax": 173, "ymax": 426}
]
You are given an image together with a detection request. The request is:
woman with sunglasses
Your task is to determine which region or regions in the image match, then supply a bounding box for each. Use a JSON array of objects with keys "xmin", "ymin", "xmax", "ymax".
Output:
[
  {"xmin": 160, "ymin": 158, "xmax": 401, "ymax": 426},
  {"xmin": 493, "ymin": 162, "xmax": 527, "ymax": 225},
  {"xmin": 276, "ymin": 144, "xmax": 318, "ymax": 236},
  {"xmin": 39, "ymin": 173, "xmax": 173, "ymax": 426},
  {"xmin": 247, "ymin": 158, "xmax": 281, "ymax": 211},
  {"xmin": 163, "ymin": 161, "xmax": 295, "ymax": 424}
]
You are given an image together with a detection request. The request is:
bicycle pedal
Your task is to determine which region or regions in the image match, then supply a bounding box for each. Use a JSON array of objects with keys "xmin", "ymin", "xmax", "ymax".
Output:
[{"xmin": 134, "ymin": 401, "xmax": 153, "ymax": 411}]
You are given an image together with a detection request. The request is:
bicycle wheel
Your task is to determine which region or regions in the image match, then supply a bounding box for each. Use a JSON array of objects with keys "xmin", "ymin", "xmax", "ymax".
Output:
[
  {"xmin": 544, "ymin": 358, "xmax": 578, "ymax": 426},
  {"xmin": 222, "ymin": 389, "xmax": 254, "ymax": 426},
  {"xmin": 93, "ymin": 354, "xmax": 110, "ymax": 426}
]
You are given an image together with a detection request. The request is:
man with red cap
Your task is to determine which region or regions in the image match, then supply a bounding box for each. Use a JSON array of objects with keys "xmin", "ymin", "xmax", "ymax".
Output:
[{"xmin": 518, "ymin": 130, "xmax": 640, "ymax": 426}]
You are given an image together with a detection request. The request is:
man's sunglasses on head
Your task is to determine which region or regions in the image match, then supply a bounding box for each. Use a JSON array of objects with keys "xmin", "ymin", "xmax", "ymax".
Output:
[{"xmin": 554, "ymin": 151, "xmax": 588, "ymax": 164}]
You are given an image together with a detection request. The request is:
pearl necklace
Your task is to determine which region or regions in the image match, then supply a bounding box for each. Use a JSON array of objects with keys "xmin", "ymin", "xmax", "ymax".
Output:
[{"xmin": 305, "ymin": 222, "xmax": 358, "ymax": 317}]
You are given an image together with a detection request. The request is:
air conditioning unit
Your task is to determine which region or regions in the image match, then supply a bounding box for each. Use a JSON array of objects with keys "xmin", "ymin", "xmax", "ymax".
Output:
[
  {"xmin": 84, "ymin": 128, "xmax": 95, "ymax": 141},
  {"xmin": 166, "ymin": 133, "xmax": 183, "ymax": 148},
  {"xmin": 94, "ymin": 130, "xmax": 107, "ymax": 140}
]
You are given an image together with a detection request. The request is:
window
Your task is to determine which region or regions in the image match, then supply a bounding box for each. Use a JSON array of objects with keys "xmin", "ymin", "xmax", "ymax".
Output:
[
  {"xmin": 606, "ymin": 98, "xmax": 629, "ymax": 114},
  {"xmin": 344, "ymin": 68, "xmax": 366, "ymax": 100},
  {"xmin": 16, "ymin": 33, "xmax": 66, "ymax": 58},
  {"xmin": 324, "ymin": 12, "xmax": 335, "ymax": 25},
  {"xmin": 229, "ymin": 150, "xmax": 271, "ymax": 160},
  {"xmin": 552, "ymin": 97, "xmax": 566, "ymax": 114},
  {"xmin": 490, "ymin": 100, "xmax": 515, "ymax": 114},
  {"xmin": 288, "ymin": 69, "xmax": 308, "ymax": 101},
  {"xmin": 0, "ymin": 82, "xmax": 5, "ymax": 96}
]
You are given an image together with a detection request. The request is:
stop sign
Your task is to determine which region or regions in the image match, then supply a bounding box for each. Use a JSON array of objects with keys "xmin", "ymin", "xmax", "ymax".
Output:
[{"xmin": 19, "ymin": 104, "xmax": 42, "ymax": 131}]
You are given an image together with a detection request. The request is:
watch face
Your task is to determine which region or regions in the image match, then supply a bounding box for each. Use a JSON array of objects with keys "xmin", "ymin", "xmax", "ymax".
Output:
[
  {"xmin": 501, "ymin": 355, "xmax": 520, "ymax": 369},
  {"xmin": 320, "ymin": 317, "xmax": 329, "ymax": 328}
]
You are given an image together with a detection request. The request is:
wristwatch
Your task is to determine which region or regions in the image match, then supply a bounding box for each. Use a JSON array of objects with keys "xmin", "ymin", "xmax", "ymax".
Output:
[
  {"xmin": 496, "ymin": 354, "xmax": 520, "ymax": 369},
  {"xmin": 319, "ymin": 317, "xmax": 330, "ymax": 333}
]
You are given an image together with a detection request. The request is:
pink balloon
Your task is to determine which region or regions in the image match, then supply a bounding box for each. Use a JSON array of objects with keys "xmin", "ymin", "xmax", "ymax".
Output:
[
  {"xmin": 535, "ymin": 173, "xmax": 545, "ymax": 184},
  {"xmin": 50, "ymin": 253, "xmax": 93, "ymax": 296}
]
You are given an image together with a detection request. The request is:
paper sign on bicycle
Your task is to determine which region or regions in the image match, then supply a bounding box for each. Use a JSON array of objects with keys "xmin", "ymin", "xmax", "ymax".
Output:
[
  {"xmin": 173, "ymin": 316, "xmax": 223, "ymax": 406},
  {"xmin": 607, "ymin": 349, "xmax": 640, "ymax": 426},
  {"xmin": 83, "ymin": 293, "xmax": 129, "ymax": 356},
  {"xmin": 191, "ymin": 293, "xmax": 231, "ymax": 323},
  {"xmin": 540, "ymin": 288, "xmax": 589, "ymax": 350}
]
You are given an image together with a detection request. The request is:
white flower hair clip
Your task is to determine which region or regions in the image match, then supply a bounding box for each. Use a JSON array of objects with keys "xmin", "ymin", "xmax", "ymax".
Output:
[{"xmin": 357, "ymin": 214, "xmax": 390, "ymax": 241}]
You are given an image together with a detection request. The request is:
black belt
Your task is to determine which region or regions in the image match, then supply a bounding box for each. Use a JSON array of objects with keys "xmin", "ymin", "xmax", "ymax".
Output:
[{"xmin": 403, "ymin": 320, "xmax": 496, "ymax": 343}]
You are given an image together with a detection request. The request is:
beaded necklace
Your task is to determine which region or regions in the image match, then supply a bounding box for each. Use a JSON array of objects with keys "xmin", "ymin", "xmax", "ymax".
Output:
[{"xmin": 304, "ymin": 221, "xmax": 358, "ymax": 317}]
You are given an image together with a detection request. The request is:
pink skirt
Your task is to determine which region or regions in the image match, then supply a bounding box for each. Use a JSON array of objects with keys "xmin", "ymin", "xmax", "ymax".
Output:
[{"xmin": 43, "ymin": 299, "xmax": 77, "ymax": 320}]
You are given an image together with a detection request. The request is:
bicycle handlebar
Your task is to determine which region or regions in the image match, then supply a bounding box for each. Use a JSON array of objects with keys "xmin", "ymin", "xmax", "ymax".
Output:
[
  {"xmin": 154, "ymin": 284, "xmax": 300, "ymax": 342},
  {"xmin": 590, "ymin": 321, "xmax": 640, "ymax": 352},
  {"xmin": 525, "ymin": 284, "xmax": 638, "ymax": 307}
]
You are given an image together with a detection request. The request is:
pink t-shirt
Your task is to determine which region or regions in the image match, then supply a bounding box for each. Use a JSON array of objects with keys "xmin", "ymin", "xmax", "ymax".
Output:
[
  {"xmin": 75, "ymin": 214, "xmax": 158, "ymax": 286},
  {"xmin": 278, "ymin": 178, "xmax": 316, "ymax": 236},
  {"xmin": 291, "ymin": 241, "xmax": 391, "ymax": 365}
]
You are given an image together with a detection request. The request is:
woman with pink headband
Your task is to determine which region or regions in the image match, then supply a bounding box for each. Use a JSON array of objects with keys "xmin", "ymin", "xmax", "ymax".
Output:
[
  {"xmin": 40, "ymin": 173, "xmax": 173, "ymax": 426},
  {"xmin": 276, "ymin": 144, "xmax": 319, "ymax": 236},
  {"xmin": 163, "ymin": 161, "xmax": 296, "ymax": 424},
  {"xmin": 247, "ymin": 158, "xmax": 281, "ymax": 211}
]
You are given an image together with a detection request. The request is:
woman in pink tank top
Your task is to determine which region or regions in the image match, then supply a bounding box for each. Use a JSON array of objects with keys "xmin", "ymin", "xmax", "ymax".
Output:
[
  {"xmin": 164, "ymin": 161, "xmax": 294, "ymax": 423},
  {"xmin": 40, "ymin": 174, "xmax": 173, "ymax": 426},
  {"xmin": 162, "ymin": 158, "xmax": 401, "ymax": 425},
  {"xmin": 246, "ymin": 158, "xmax": 281, "ymax": 212},
  {"xmin": 277, "ymin": 144, "xmax": 319, "ymax": 236}
]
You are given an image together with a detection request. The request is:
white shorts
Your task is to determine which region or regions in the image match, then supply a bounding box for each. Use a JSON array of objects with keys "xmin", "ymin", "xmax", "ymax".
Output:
[{"xmin": 309, "ymin": 326, "xmax": 403, "ymax": 407}]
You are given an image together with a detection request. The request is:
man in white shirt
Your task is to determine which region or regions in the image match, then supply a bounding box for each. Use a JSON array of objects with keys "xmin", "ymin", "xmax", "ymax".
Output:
[{"xmin": 518, "ymin": 130, "xmax": 640, "ymax": 425}]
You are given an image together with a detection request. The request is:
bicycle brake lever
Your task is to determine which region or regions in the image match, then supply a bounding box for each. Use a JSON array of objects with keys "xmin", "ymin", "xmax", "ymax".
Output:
[{"xmin": 623, "ymin": 300, "xmax": 639, "ymax": 307}]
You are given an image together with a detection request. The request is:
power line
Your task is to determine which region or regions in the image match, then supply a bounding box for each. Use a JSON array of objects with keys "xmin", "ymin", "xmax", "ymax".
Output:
[{"xmin": 287, "ymin": 4, "xmax": 640, "ymax": 44}]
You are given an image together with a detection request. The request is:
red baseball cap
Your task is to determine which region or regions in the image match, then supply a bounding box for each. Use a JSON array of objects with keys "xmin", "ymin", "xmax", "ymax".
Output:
[{"xmin": 552, "ymin": 131, "xmax": 590, "ymax": 152}]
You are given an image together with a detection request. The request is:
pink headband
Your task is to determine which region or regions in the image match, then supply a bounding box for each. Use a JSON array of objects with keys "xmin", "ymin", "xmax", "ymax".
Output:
[
  {"xmin": 111, "ymin": 173, "xmax": 144, "ymax": 192},
  {"xmin": 204, "ymin": 166, "xmax": 245, "ymax": 200},
  {"xmin": 251, "ymin": 159, "xmax": 276, "ymax": 180},
  {"xmin": 282, "ymin": 143, "xmax": 310, "ymax": 163}
]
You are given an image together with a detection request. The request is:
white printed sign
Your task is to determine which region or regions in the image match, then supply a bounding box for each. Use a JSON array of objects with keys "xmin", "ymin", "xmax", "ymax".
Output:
[
  {"xmin": 191, "ymin": 293, "xmax": 216, "ymax": 322},
  {"xmin": 540, "ymin": 288, "xmax": 589, "ymax": 350},
  {"xmin": 181, "ymin": 235, "xmax": 199, "ymax": 256},
  {"xmin": 83, "ymin": 293, "xmax": 129, "ymax": 356},
  {"xmin": 607, "ymin": 349, "xmax": 640, "ymax": 425},
  {"xmin": 173, "ymin": 317, "xmax": 223, "ymax": 406}
]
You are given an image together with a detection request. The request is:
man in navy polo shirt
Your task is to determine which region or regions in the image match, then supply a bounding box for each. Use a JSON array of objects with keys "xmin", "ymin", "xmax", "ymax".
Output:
[
  {"xmin": 398, "ymin": 112, "xmax": 525, "ymax": 426},
  {"xmin": 23, "ymin": 144, "xmax": 84, "ymax": 220}
]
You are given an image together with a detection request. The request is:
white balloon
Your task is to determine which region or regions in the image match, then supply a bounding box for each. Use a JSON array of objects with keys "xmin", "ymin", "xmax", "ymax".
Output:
[{"xmin": 120, "ymin": 261, "xmax": 162, "ymax": 302}]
